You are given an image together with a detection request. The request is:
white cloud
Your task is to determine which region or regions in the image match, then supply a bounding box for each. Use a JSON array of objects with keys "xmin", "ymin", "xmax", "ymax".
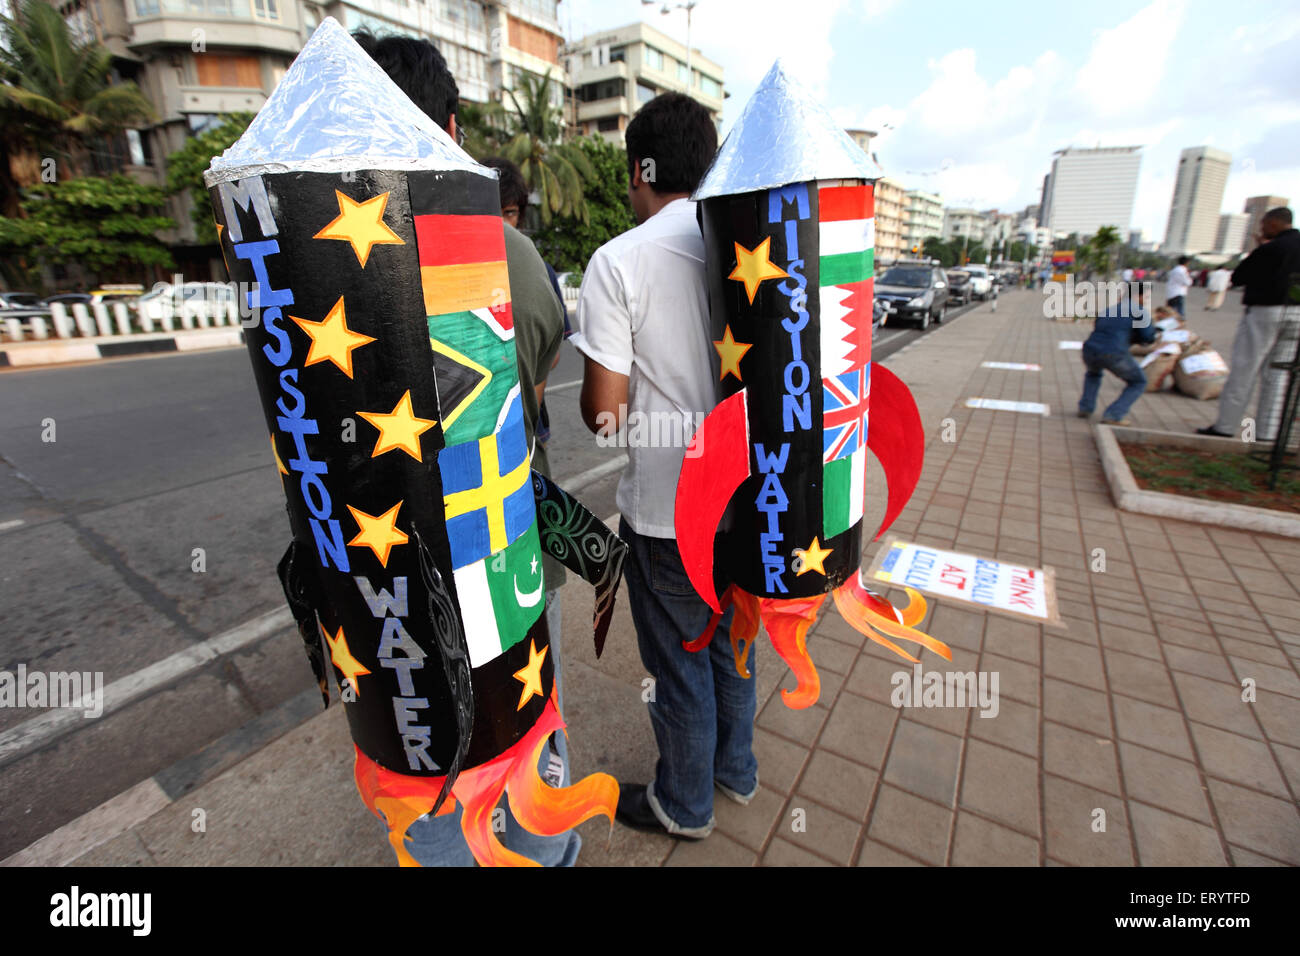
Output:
[{"xmin": 1071, "ymin": 0, "xmax": 1186, "ymax": 117}]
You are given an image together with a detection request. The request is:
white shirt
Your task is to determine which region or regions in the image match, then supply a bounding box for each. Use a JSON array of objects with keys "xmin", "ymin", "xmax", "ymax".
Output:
[
  {"xmin": 1166, "ymin": 264, "xmax": 1192, "ymax": 299},
  {"xmin": 1122, "ymin": 268, "xmax": 1133, "ymax": 283},
  {"xmin": 1207, "ymin": 269, "xmax": 1231, "ymax": 292},
  {"xmin": 572, "ymin": 198, "xmax": 715, "ymax": 537}
]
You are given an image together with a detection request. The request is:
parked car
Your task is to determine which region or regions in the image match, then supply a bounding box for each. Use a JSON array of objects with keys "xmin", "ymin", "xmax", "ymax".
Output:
[
  {"xmin": 0, "ymin": 291, "xmax": 43, "ymax": 310},
  {"xmin": 874, "ymin": 264, "xmax": 949, "ymax": 330},
  {"xmin": 137, "ymin": 282, "xmax": 236, "ymax": 324},
  {"xmin": 961, "ymin": 264, "xmax": 994, "ymax": 300},
  {"xmin": 945, "ymin": 269, "xmax": 973, "ymax": 305}
]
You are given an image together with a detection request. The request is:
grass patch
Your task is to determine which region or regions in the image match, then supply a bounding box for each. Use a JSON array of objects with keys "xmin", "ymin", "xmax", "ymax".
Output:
[{"xmin": 1120, "ymin": 443, "xmax": 1300, "ymax": 513}]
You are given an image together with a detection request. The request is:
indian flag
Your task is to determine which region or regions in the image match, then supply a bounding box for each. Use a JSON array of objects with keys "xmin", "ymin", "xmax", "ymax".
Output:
[
  {"xmin": 453, "ymin": 520, "xmax": 546, "ymax": 667},
  {"xmin": 819, "ymin": 182, "xmax": 873, "ymax": 539}
]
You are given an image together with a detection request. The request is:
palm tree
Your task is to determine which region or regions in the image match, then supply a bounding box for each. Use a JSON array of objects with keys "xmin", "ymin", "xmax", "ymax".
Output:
[
  {"xmin": 501, "ymin": 69, "xmax": 594, "ymax": 226},
  {"xmin": 0, "ymin": 0, "xmax": 155, "ymax": 210},
  {"xmin": 1090, "ymin": 225, "xmax": 1122, "ymax": 279}
]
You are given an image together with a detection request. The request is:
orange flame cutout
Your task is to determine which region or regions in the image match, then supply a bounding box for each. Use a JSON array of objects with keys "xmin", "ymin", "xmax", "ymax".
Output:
[
  {"xmin": 832, "ymin": 577, "xmax": 952, "ymax": 664},
  {"xmin": 758, "ymin": 593, "xmax": 826, "ymax": 709},
  {"xmin": 729, "ymin": 587, "xmax": 762, "ymax": 678},
  {"xmin": 354, "ymin": 698, "xmax": 618, "ymax": 867}
]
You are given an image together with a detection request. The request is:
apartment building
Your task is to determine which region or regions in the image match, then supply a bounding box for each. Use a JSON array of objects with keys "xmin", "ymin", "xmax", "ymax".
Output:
[
  {"xmin": 1040, "ymin": 146, "xmax": 1142, "ymax": 238},
  {"xmin": 902, "ymin": 189, "xmax": 943, "ymax": 252},
  {"xmin": 942, "ymin": 207, "xmax": 984, "ymax": 245},
  {"xmin": 1162, "ymin": 146, "xmax": 1231, "ymax": 256},
  {"xmin": 1215, "ymin": 213, "xmax": 1249, "ymax": 256},
  {"xmin": 1242, "ymin": 195, "xmax": 1290, "ymax": 252},
  {"xmin": 563, "ymin": 21, "xmax": 723, "ymax": 142}
]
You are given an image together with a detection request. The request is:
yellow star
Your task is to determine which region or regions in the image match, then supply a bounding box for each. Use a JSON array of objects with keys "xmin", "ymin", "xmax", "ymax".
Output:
[
  {"xmin": 313, "ymin": 190, "xmax": 404, "ymax": 268},
  {"xmin": 512, "ymin": 639, "xmax": 548, "ymax": 711},
  {"xmin": 357, "ymin": 390, "xmax": 438, "ymax": 462},
  {"xmin": 794, "ymin": 537, "xmax": 833, "ymax": 577},
  {"xmin": 729, "ymin": 236, "xmax": 788, "ymax": 305},
  {"xmin": 347, "ymin": 500, "xmax": 409, "ymax": 567},
  {"xmin": 270, "ymin": 433, "xmax": 288, "ymax": 477},
  {"xmin": 322, "ymin": 624, "xmax": 371, "ymax": 697},
  {"xmin": 714, "ymin": 325, "xmax": 753, "ymax": 382},
  {"xmin": 215, "ymin": 222, "xmax": 230, "ymax": 273},
  {"xmin": 289, "ymin": 297, "xmax": 375, "ymax": 379}
]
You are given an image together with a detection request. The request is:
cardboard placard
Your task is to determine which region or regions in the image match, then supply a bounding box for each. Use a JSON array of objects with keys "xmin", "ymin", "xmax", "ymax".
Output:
[{"xmin": 965, "ymin": 398, "xmax": 1050, "ymax": 416}]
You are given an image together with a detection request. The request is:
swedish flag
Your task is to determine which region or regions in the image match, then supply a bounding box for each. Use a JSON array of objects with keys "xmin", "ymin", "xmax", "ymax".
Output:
[{"xmin": 438, "ymin": 387, "xmax": 533, "ymax": 568}]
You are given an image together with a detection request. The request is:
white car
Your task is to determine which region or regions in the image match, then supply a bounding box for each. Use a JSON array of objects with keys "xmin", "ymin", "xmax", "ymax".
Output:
[{"xmin": 961, "ymin": 264, "xmax": 994, "ymax": 300}]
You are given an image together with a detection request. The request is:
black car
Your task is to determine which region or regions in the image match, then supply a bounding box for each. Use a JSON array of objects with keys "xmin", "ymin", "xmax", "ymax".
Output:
[
  {"xmin": 945, "ymin": 269, "xmax": 973, "ymax": 305},
  {"xmin": 0, "ymin": 291, "xmax": 41, "ymax": 310},
  {"xmin": 874, "ymin": 264, "xmax": 950, "ymax": 329}
]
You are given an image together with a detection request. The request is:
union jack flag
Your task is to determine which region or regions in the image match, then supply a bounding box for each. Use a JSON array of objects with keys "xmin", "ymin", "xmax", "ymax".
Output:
[{"xmin": 822, "ymin": 366, "xmax": 870, "ymax": 463}]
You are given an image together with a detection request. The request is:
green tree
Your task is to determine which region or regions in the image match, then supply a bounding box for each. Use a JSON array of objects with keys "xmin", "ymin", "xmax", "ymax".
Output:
[
  {"xmin": 532, "ymin": 135, "xmax": 635, "ymax": 273},
  {"xmin": 164, "ymin": 112, "xmax": 254, "ymax": 244},
  {"xmin": 922, "ymin": 236, "xmax": 954, "ymax": 267},
  {"xmin": 0, "ymin": 0, "xmax": 155, "ymax": 211},
  {"xmin": 1088, "ymin": 224, "xmax": 1122, "ymax": 278},
  {"xmin": 0, "ymin": 174, "xmax": 174, "ymax": 279},
  {"xmin": 459, "ymin": 100, "xmax": 510, "ymax": 160},
  {"xmin": 501, "ymin": 70, "xmax": 594, "ymax": 225}
]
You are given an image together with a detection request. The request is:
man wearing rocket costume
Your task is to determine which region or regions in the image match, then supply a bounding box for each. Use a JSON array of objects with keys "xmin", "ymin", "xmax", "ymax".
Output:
[
  {"xmin": 204, "ymin": 19, "xmax": 627, "ymax": 867},
  {"xmin": 676, "ymin": 61, "xmax": 952, "ymax": 711}
]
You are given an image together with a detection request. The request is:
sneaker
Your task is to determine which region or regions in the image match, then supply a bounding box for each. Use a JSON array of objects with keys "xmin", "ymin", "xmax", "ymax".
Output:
[
  {"xmin": 1100, "ymin": 417, "xmax": 1133, "ymax": 426},
  {"xmin": 1076, "ymin": 409, "xmax": 1093, "ymax": 419},
  {"xmin": 1195, "ymin": 425, "xmax": 1234, "ymax": 438},
  {"xmin": 715, "ymin": 775, "xmax": 759, "ymax": 806},
  {"xmin": 614, "ymin": 783, "xmax": 706, "ymax": 841}
]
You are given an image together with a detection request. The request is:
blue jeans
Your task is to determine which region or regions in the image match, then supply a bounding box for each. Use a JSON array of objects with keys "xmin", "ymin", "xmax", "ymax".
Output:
[
  {"xmin": 619, "ymin": 518, "xmax": 758, "ymax": 837},
  {"xmin": 1079, "ymin": 347, "xmax": 1147, "ymax": 421},
  {"xmin": 1167, "ymin": 295, "xmax": 1186, "ymax": 318},
  {"xmin": 397, "ymin": 590, "xmax": 580, "ymax": 866}
]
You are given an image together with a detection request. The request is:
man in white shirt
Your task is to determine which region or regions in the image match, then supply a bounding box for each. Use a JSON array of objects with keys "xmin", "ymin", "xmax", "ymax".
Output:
[
  {"xmin": 573, "ymin": 93, "xmax": 750, "ymax": 840},
  {"xmin": 1166, "ymin": 255, "xmax": 1192, "ymax": 317},
  {"xmin": 1122, "ymin": 267, "xmax": 1134, "ymax": 283}
]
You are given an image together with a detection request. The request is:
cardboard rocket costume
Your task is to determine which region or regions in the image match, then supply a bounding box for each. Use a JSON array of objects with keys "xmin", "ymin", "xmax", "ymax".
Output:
[
  {"xmin": 204, "ymin": 19, "xmax": 626, "ymax": 866},
  {"xmin": 676, "ymin": 62, "xmax": 951, "ymax": 708}
]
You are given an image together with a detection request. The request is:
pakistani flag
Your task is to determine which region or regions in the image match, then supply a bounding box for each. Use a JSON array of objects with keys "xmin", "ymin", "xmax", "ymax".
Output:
[{"xmin": 453, "ymin": 520, "xmax": 546, "ymax": 667}]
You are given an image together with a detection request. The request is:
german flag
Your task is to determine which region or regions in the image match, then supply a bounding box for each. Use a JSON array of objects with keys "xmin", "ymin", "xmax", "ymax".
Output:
[{"xmin": 411, "ymin": 172, "xmax": 512, "ymax": 320}]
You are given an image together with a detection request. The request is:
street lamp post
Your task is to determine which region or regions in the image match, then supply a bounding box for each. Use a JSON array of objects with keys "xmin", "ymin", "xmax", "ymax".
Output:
[{"xmin": 643, "ymin": 0, "xmax": 698, "ymax": 95}]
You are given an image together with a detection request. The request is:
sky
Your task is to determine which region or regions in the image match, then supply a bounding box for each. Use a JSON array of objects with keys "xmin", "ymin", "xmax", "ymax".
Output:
[{"xmin": 560, "ymin": 0, "xmax": 1300, "ymax": 241}]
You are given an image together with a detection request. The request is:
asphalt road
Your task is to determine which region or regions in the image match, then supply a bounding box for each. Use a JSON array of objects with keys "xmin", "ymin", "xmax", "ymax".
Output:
[{"xmin": 0, "ymin": 294, "xmax": 982, "ymax": 856}]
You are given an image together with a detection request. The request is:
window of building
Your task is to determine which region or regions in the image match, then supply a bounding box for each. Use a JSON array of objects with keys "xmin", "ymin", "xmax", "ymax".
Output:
[
  {"xmin": 252, "ymin": 0, "xmax": 278, "ymax": 19},
  {"xmin": 644, "ymin": 47, "xmax": 663, "ymax": 71},
  {"xmin": 195, "ymin": 53, "xmax": 262, "ymax": 89},
  {"xmin": 635, "ymin": 81, "xmax": 655, "ymax": 105},
  {"xmin": 699, "ymin": 75, "xmax": 721, "ymax": 98},
  {"xmin": 677, "ymin": 61, "xmax": 689, "ymax": 85},
  {"xmin": 597, "ymin": 117, "xmax": 619, "ymax": 132},
  {"xmin": 133, "ymin": 0, "xmax": 160, "ymax": 15},
  {"xmin": 609, "ymin": 46, "xmax": 626, "ymax": 63}
]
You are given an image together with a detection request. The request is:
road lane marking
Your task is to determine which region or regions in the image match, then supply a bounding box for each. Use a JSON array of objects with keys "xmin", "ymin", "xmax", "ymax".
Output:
[
  {"xmin": 0, "ymin": 606, "xmax": 294, "ymax": 768},
  {"xmin": 545, "ymin": 379, "xmax": 582, "ymax": 393},
  {"xmin": 0, "ymin": 519, "xmax": 24, "ymax": 532},
  {"xmin": 555, "ymin": 455, "xmax": 627, "ymax": 494},
  {"xmin": 1, "ymin": 777, "xmax": 170, "ymax": 867}
]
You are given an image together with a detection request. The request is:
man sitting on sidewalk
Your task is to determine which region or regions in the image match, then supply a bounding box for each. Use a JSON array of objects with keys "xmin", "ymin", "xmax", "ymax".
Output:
[
  {"xmin": 1078, "ymin": 285, "xmax": 1156, "ymax": 426},
  {"xmin": 1196, "ymin": 207, "xmax": 1300, "ymax": 439}
]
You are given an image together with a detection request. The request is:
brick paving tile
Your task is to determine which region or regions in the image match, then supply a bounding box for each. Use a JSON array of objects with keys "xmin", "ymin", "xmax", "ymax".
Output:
[
  {"xmin": 867, "ymin": 785, "xmax": 952, "ymax": 865},
  {"xmin": 1216, "ymin": 546, "xmax": 1279, "ymax": 571},
  {"xmin": 899, "ymin": 696, "xmax": 974, "ymax": 737},
  {"xmin": 1094, "ymin": 606, "xmax": 1155, "ymax": 632},
  {"xmin": 1273, "ymin": 743, "xmax": 1300, "ymax": 796},
  {"xmin": 856, "ymin": 839, "xmax": 927, "ymax": 866},
  {"xmin": 928, "ymin": 604, "xmax": 986, "ymax": 653},
  {"xmin": 1099, "ymin": 622, "xmax": 1163, "ymax": 660},
  {"xmin": 1205, "ymin": 778, "xmax": 1300, "ymax": 865},
  {"xmin": 1155, "ymin": 624, "xmax": 1220, "ymax": 653},
  {"xmin": 818, "ymin": 693, "xmax": 897, "ymax": 769},
  {"xmin": 756, "ymin": 697, "xmax": 830, "ymax": 748},
  {"xmin": 761, "ymin": 838, "xmax": 833, "ymax": 867},
  {"xmin": 970, "ymin": 695, "xmax": 1039, "ymax": 757},
  {"xmin": 1042, "ymin": 774, "xmax": 1134, "ymax": 866},
  {"xmin": 796, "ymin": 749, "xmax": 879, "ymax": 821},
  {"xmin": 1228, "ymin": 846, "xmax": 1289, "ymax": 866},
  {"xmin": 1231, "ymin": 566, "xmax": 1299, "ymax": 598},
  {"xmin": 959, "ymin": 738, "xmax": 1039, "ymax": 836},
  {"xmin": 979, "ymin": 652, "xmax": 1039, "ymax": 708},
  {"xmin": 950, "ymin": 812, "xmax": 1040, "ymax": 866},
  {"xmin": 1104, "ymin": 650, "xmax": 1180, "ymax": 709},
  {"xmin": 1172, "ymin": 672, "xmax": 1263, "ymax": 739},
  {"xmin": 1043, "ymin": 635, "xmax": 1106, "ymax": 690},
  {"xmin": 1043, "ymin": 677, "xmax": 1112, "ymax": 737},
  {"xmin": 1044, "ymin": 721, "xmax": 1121, "ymax": 795},
  {"xmin": 816, "ymin": 611, "xmax": 869, "ymax": 650},
  {"xmin": 1112, "ymin": 695, "xmax": 1196, "ymax": 760},
  {"xmin": 712, "ymin": 785, "xmax": 785, "ymax": 852},
  {"xmin": 882, "ymin": 719, "xmax": 963, "ymax": 806},
  {"xmin": 985, "ymin": 618, "xmax": 1041, "ymax": 665},
  {"xmin": 1218, "ymin": 636, "xmax": 1291, "ymax": 668},
  {"xmin": 781, "ymin": 801, "xmax": 864, "ymax": 866},
  {"xmin": 1227, "ymin": 659, "xmax": 1300, "ymax": 701},
  {"xmin": 1128, "ymin": 802, "xmax": 1227, "ymax": 866},
  {"xmin": 753, "ymin": 728, "xmax": 812, "ymax": 796},
  {"xmin": 1188, "ymin": 722, "xmax": 1291, "ymax": 798},
  {"xmin": 809, "ymin": 636, "xmax": 858, "ymax": 676},
  {"xmin": 1162, "ymin": 644, "xmax": 1237, "ymax": 683},
  {"xmin": 665, "ymin": 831, "xmax": 755, "ymax": 867},
  {"xmin": 1117, "ymin": 741, "xmax": 1212, "ymax": 822}
]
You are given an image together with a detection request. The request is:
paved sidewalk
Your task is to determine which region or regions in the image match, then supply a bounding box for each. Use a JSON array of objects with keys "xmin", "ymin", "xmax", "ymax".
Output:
[{"xmin": 15, "ymin": 286, "xmax": 1300, "ymax": 867}]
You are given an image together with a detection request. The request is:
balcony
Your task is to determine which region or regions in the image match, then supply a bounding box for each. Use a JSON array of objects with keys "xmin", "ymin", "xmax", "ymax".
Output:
[
  {"xmin": 176, "ymin": 84, "xmax": 270, "ymax": 115},
  {"xmin": 577, "ymin": 95, "xmax": 628, "ymax": 123},
  {"xmin": 570, "ymin": 60, "xmax": 628, "ymax": 86},
  {"xmin": 127, "ymin": 0, "xmax": 300, "ymax": 55}
]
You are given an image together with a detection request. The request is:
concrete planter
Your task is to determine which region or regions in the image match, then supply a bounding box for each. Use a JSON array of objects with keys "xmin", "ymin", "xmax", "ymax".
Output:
[{"xmin": 1094, "ymin": 425, "xmax": 1300, "ymax": 538}]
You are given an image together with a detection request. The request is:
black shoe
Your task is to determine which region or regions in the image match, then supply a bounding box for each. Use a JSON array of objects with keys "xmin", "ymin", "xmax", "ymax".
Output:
[
  {"xmin": 614, "ymin": 783, "xmax": 704, "ymax": 841},
  {"xmin": 1195, "ymin": 426, "xmax": 1234, "ymax": 438}
]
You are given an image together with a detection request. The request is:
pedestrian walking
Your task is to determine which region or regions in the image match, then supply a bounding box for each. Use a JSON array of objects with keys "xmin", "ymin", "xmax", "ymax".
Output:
[
  {"xmin": 1206, "ymin": 266, "xmax": 1231, "ymax": 310},
  {"xmin": 1166, "ymin": 256, "xmax": 1192, "ymax": 318},
  {"xmin": 1197, "ymin": 207, "xmax": 1300, "ymax": 438},
  {"xmin": 1077, "ymin": 285, "xmax": 1156, "ymax": 425}
]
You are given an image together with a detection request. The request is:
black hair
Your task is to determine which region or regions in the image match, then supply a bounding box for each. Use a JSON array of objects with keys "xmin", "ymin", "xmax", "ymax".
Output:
[
  {"xmin": 1264, "ymin": 207, "xmax": 1293, "ymax": 225},
  {"xmin": 1177, "ymin": 255, "xmax": 1190, "ymax": 265},
  {"xmin": 351, "ymin": 29, "xmax": 458, "ymax": 130},
  {"xmin": 624, "ymin": 92, "xmax": 718, "ymax": 195},
  {"xmin": 480, "ymin": 157, "xmax": 530, "ymax": 212}
]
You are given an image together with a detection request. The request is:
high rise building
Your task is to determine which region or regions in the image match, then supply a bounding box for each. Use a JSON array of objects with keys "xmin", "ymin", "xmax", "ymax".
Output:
[
  {"xmin": 563, "ymin": 21, "xmax": 723, "ymax": 142},
  {"xmin": 1161, "ymin": 146, "xmax": 1232, "ymax": 256},
  {"xmin": 942, "ymin": 207, "xmax": 984, "ymax": 245},
  {"xmin": 1040, "ymin": 146, "xmax": 1142, "ymax": 238},
  {"xmin": 1215, "ymin": 213, "xmax": 1249, "ymax": 256},
  {"xmin": 902, "ymin": 189, "xmax": 943, "ymax": 252},
  {"xmin": 1242, "ymin": 195, "xmax": 1291, "ymax": 251},
  {"xmin": 873, "ymin": 177, "xmax": 905, "ymax": 263}
]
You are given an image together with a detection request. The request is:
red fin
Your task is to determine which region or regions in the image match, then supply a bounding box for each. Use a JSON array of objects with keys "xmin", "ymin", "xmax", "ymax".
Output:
[
  {"xmin": 674, "ymin": 390, "xmax": 751, "ymax": 612},
  {"xmin": 866, "ymin": 362, "xmax": 924, "ymax": 539}
]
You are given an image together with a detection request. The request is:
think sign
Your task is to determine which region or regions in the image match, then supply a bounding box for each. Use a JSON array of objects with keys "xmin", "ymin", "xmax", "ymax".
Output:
[{"xmin": 868, "ymin": 539, "xmax": 1060, "ymax": 624}]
